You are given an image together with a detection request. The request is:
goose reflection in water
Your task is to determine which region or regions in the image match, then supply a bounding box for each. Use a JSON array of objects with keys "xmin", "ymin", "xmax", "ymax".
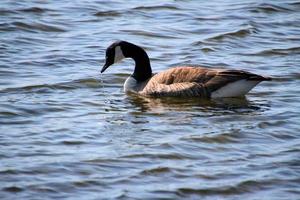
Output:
[{"xmin": 125, "ymin": 93, "xmax": 267, "ymax": 114}]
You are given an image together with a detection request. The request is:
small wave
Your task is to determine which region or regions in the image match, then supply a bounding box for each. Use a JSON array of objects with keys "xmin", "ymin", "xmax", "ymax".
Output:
[
  {"xmin": 195, "ymin": 16, "xmax": 222, "ymax": 21},
  {"xmin": 61, "ymin": 140, "xmax": 86, "ymax": 145},
  {"xmin": 83, "ymin": 158, "xmax": 120, "ymax": 164},
  {"xmin": 29, "ymin": 186, "xmax": 57, "ymax": 193},
  {"xmin": 0, "ymin": 83, "xmax": 74, "ymax": 94},
  {"xmin": 182, "ymin": 133, "xmax": 240, "ymax": 144},
  {"xmin": 0, "ymin": 9, "xmax": 17, "ymax": 16},
  {"xmin": 0, "ymin": 111, "xmax": 22, "ymax": 117},
  {"xmin": 246, "ymin": 47, "xmax": 300, "ymax": 56},
  {"xmin": 289, "ymin": 2, "xmax": 300, "ymax": 6},
  {"xmin": 121, "ymin": 29, "xmax": 179, "ymax": 39},
  {"xmin": 0, "ymin": 78, "xmax": 102, "ymax": 94},
  {"xmin": 18, "ymin": 7, "xmax": 52, "ymax": 13},
  {"xmin": 201, "ymin": 47, "xmax": 215, "ymax": 52},
  {"xmin": 176, "ymin": 179, "xmax": 276, "ymax": 196},
  {"xmin": 250, "ymin": 3, "xmax": 292, "ymax": 13},
  {"xmin": 0, "ymin": 169, "xmax": 18, "ymax": 175},
  {"xmin": 0, "ymin": 22, "xmax": 15, "ymax": 31},
  {"xmin": 12, "ymin": 21, "xmax": 66, "ymax": 32},
  {"xmin": 140, "ymin": 167, "xmax": 172, "ymax": 175},
  {"xmin": 176, "ymin": 187, "xmax": 239, "ymax": 196},
  {"xmin": 0, "ymin": 119, "xmax": 35, "ymax": 125},
  {"xmin": 121, "ymin": 152, "xmax": 188, "ymax": 160},
  {"xmin": 73, "ymin": 180, "xmax": 103, "ymax": 187},
  {"xmin": 2, "ymin": 186, "xmax": 24, "ymax": 193},
  {"xmin": 94, "ymin": 10, "xmax": 122, "ymax": 17},
  {"xmin": 133, "ymin": 5, "xmax": 179, "ymax": 11},
  {"xmin": 205, "ymin": 27, "xmax": 255, "ymax": 41}
]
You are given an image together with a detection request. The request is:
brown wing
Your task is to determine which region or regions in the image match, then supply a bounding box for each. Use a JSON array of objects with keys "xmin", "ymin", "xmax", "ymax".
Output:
[
  {"xmin": 141, "ymin": 66, "xmax": 270, "ymax": 97},
  {"xmin": 141, "ymin": 82, "xmax": 209, "ymax": 97},
  {"xmin": 141, "ymin": 66, "xmax": 214, "ymax": 97},
  {"xmin": 150, "ymin": 66, "xmax": 217, "ymax": 84}
]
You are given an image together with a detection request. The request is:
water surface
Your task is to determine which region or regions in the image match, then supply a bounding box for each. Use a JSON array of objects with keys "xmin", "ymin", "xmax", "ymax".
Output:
[{"xmin": 1, "ymin": 0, "xmax": 300, "ymax": 199}]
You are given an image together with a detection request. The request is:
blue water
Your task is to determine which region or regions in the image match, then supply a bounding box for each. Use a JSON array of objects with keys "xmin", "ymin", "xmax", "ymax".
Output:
[{"xmin": 1, "ymin": 0, "xmax": 300, "ymax": 199}]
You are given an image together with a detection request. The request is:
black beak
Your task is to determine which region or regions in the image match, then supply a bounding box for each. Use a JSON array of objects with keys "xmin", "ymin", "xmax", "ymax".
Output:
[
  {"xmin": 101, "ymin": 57, "xmax": 113, "ymax": 73},
  {"xmin": 101, "ymin": 63, "xmax": 109, "ymax": 73}
]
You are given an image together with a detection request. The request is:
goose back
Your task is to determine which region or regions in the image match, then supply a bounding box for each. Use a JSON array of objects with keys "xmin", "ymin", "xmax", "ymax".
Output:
[{"xmin": 140, "ymin": 66, "xmax": 270, "ymax": 97}]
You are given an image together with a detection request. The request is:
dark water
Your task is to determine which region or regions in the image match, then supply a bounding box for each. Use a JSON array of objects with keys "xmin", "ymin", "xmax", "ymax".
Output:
[{"xmin": 1, "ymin": 0, "xmax": 300, "ymax": 199}]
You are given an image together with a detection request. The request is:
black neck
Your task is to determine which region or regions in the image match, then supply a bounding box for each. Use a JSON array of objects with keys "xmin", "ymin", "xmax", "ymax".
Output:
[{"xmin": 122, "ymin": 42, "xmax": 152, "ymax": 82}]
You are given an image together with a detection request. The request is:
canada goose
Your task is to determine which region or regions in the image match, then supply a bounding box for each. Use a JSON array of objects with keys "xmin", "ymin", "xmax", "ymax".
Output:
[{"xmin": 101, "ymin": 41, "xmax": 271, "ymax": 98}]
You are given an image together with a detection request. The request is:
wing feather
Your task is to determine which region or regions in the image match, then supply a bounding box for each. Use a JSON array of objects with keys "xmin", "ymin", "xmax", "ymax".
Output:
[{"xmin": 140, "ymin": 66, "xmax": 270, "ymax": 97}]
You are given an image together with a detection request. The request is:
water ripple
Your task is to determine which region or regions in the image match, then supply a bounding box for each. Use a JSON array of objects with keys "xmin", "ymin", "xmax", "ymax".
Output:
[
  {"xmin": 0, "ymin": 78, "xmax": 102, "ymax": 94},
  {"xmin": 1, "ymin": 0, "xmax": 299, "ymax": 199},
  {"xmin": 176, "ymin": 178, "xmax": 278, "ymax": 196},
  {"xmin": 247, "ymin": 46, "xmax": 300, "ymax": 56},
  {"xmin": 132, "ymin": 5, "xmax": 180, "ymax": 11},
  {"xmin": 205, "ymin": 26, "xmax": 257, "ymax": 41},
  {"xmin": 250, "ymin": 3, "xmax": 293, "ymax": 13},
  {"xmin": 18, "ymin": 7, "xmax": 53, "ymax": 13},
  {"xmin": 94, "ymin": 10, "xmax": 122, "ymax": 17},
  {"xmin": 11, "ymin": 21, "xmax": 66, "ymax": 32}
]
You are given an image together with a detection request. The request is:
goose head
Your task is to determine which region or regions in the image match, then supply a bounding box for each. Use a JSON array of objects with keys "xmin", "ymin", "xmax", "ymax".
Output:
[
  {"xmin": 101, "ymin": 40, "xmax": 126, "ymax": 73},
  {"xmin": 101, "ymin": 41, "xmax": 152, "ymax": 82}
]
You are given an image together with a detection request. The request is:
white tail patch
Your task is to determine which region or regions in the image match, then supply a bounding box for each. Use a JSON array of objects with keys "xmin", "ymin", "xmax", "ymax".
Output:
[
  {"xmin": 114, "ymin": 46, "xmax": 125, "ymax": 63},
  {"xmin": 211, "ymin": 80, "xmax": 260, "ymax": 98}
]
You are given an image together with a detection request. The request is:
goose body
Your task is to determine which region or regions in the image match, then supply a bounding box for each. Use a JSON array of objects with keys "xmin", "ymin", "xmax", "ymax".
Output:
[{"xmin": 101, "ymin": 41, "xmax": 271, "ymax": 98}]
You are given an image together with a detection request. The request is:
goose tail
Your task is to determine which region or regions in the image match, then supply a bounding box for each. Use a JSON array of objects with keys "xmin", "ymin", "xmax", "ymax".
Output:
[{"xmin": 248, "ymin": 75, "xmax": 272, "ymax": 81}]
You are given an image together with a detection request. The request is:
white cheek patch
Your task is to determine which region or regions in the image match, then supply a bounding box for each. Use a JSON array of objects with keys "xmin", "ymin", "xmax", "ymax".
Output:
[{"xmin": 114, "ymin": 46, "xmax": 125, "ymax": 63}]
